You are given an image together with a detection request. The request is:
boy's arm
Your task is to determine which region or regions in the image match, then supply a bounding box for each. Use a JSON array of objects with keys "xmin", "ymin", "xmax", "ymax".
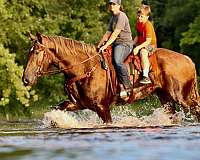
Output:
[
  {"xmin": 133, "ymin": 38, "xmax": 151, "ymax": 55},
  {"xmin": 133, "ymin": 36, "xmax": 138, "ymax": 46},
  {"xmin": 137, "ymin": 37, "xmax": 151, "ymax": 49}
]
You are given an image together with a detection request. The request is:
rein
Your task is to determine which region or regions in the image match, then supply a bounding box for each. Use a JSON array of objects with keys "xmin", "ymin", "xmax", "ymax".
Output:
[{"xmin": 37, "ymin": 49, "xmax": 100, "ymax": 76}]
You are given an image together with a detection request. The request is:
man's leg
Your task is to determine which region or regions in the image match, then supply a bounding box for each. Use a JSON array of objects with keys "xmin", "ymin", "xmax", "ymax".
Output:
[{"xmin": 112, "ymin": 44, "xmax": 132, "ymax": 96}]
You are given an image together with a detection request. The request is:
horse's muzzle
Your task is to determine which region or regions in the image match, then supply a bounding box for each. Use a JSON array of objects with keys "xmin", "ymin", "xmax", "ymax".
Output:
[
  {"xmin": 22, "ymin": 73, "xmax": 35, "ymax": 86},
  {"xmin": 23, "ymin": 77, "xmax": 30, "ymax": 86}
]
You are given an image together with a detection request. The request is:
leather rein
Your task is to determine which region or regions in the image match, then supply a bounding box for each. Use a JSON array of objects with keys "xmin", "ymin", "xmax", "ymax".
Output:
[{"xmin": 35, "ymin": 44, "xmax": 100, "ymax": 86}]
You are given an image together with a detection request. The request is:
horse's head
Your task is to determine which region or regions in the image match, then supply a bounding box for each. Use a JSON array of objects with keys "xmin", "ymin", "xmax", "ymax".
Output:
[{"xmin": 23, "ymin": 33, "xmax": 53, "ymax": 86}]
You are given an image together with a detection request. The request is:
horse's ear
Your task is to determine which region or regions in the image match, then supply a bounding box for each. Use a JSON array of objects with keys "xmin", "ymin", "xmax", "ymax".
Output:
[
  {"xmin": 36, "ymin": 32, "xmax": 43, "ymax": 44},
  {"xmin": 28, "ymin": 32, "xmax": 36, "ymax": 42},
  {"xmin": 36, "ymin": 32, "xmax": 48, "ymax": 44}
]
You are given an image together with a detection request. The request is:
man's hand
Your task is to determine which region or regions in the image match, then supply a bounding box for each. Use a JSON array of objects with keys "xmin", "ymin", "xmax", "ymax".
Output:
[{"xmin": 99, "ymin": 45, "xmax": 108, "ymax": 53}]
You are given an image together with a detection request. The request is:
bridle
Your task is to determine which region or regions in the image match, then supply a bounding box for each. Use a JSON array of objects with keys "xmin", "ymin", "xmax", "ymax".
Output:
[
  {"xmin": 33, "ymin": 43, "xmax": 100, "ymax": 83},
  {"xmin": 35, "ymin": 46, "xmax": 50, "ymax": 77}
]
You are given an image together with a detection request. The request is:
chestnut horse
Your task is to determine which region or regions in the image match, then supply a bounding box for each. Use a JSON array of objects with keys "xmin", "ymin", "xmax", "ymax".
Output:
[{"xmin": 23, "ymin": 33, "xmax": 200, "ymax": 123}]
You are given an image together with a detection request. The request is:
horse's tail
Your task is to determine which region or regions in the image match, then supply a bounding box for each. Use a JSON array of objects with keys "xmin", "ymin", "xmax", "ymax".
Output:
[
  {"xmin": 190, "ymin": 68, "xmax": 200, "ymax": 120},
  {"xmin": 193, "ymin": 71, "xmax": 200, "ymax": 98},
  {"xmin": 190, "ymin": 61, "xmax": 200, "ymax": 105},
  {"xmin": 194, "ymin": 70, "xmax": 199, "ymax": 98}
]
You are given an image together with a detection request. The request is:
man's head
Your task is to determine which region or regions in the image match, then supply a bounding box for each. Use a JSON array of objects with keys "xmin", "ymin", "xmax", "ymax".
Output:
[
  {"xmin": 109, "ymin": 0, "xmax": 121, "ymax": 13},
  {"xmin": 109, "ymin": 0, "xmax": 121, "ymax": 5}
]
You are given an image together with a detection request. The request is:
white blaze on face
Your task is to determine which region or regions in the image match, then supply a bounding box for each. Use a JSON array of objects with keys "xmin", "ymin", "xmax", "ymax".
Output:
[{"xmin": 30, "ymin": 46, "xmax": 34, "ymax": 52}]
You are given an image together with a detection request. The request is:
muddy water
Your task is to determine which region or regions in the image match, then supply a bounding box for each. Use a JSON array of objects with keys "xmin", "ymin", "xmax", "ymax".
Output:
[{"xmin": 0, "ymin": 108, "xmax": 200, "ymax": 160}]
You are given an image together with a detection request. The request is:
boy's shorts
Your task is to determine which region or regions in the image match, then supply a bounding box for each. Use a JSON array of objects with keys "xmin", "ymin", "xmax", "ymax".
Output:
[
  {"xmin": 146, "ymin": 45, "xmax": 154, "ymax": 52},
  {"xmin": 139, "ymin": 45, "xmax": 155, "ymax": 56}
]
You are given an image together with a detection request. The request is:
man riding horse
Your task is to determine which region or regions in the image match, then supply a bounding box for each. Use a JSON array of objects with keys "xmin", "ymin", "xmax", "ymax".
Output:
[{"xmin": 97, "ymin": 0, "xmax": 133, "ymax": 99}]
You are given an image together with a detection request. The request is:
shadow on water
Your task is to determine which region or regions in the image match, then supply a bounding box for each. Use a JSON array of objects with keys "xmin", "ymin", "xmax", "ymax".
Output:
[{"xmin": 0, "ymin": 107, "xmax": 200, "ymax": 160}]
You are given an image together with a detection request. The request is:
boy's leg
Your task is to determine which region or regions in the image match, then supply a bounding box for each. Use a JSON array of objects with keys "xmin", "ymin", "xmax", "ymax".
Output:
[{"xmin": 140, "ymin": 48, "xmax": 151, "ymax": 84}]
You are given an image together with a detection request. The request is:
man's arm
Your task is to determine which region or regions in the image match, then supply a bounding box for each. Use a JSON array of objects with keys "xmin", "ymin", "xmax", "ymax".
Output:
[
  {"xmin": 99, "ymin": 29, "xmax": 121, "ymax": 52},
  {"xmin": 97, "ymin": 31, "xmax": 112, "ymax": 48}
]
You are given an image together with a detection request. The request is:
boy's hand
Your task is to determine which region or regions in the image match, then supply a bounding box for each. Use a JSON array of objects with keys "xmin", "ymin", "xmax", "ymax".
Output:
[{"xmin": 133, "ymin": 46, "xmax": 140, "ymax": 55}]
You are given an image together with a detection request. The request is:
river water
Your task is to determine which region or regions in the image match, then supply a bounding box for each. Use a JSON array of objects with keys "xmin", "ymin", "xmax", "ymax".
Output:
[{"xmin": 0, "ymin": 108, "xmax": 200, "ymax": 160}]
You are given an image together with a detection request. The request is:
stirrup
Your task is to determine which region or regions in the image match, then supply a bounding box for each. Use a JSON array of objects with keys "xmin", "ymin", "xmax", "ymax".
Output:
[
  {"xmin": 119, "ymin": 88, "xmax": 132, "ymax": 100},
  {"xmin": 101, "ymin": 60, "xmax": 108, "ymax": 70},
  {"xmin": 139, "ymin": 76, "xmax": 151, "ymax": 84}
]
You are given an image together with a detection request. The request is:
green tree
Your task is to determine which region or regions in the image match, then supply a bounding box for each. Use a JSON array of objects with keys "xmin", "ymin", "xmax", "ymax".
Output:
[
  {"xmin": 0, "ymin": 44, "xmax": 37, "ymax": 119},
  {"xmin": 180, "ymin": 16, "xmax": 200, "ymax": 73},
  {"xmin": 149, "ymin": 0, "xmax": 199, "ymax": 50}
]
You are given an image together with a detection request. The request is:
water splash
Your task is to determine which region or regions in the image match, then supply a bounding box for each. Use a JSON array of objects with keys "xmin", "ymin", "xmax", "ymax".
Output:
[
  {"xmin": 42, "ymin": 109, "xmax": 101, "ymax": 128},
  {"xmin": 112, "ymin": 107, "xmax": 185, "ymax": 127},
  {"xmin": 42, "ymin": 107, "xmax": 186, "ymax": 129}
]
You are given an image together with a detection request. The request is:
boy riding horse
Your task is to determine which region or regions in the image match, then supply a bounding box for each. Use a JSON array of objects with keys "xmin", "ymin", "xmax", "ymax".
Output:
[{"xmin": 133, "ymin": 5, "xmax": 157, "ymax": 84}]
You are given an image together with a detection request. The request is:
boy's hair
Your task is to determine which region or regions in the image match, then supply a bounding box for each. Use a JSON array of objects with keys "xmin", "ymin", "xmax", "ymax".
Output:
[
  {"xmin": 141, "ymin": 0, "xmax": 149, "ymax": 5},
  {"xmin": 137, "ymin": 5, "xmax": 151, "ymax": 16}
]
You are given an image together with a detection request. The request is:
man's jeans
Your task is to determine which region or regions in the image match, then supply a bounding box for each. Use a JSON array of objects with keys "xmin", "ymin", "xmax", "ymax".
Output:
[{"xmin": 112, "ymin": 43, "xmax": 133, "ymax": 89}]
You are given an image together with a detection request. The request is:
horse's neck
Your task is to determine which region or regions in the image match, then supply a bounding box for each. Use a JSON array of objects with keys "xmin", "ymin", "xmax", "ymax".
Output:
[{"xmin": 52, "ymin": 48, "xmax": 97, "ymax": 76}]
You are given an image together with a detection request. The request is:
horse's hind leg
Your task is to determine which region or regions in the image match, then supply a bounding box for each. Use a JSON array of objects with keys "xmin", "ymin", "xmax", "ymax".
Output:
[
  {"xmin": 178, "ymin": 97, "xmax": 200, "ymax": 121},
  {"xmin": 157, "ymin": 89, "xmax": 176, "ymax": 114}
]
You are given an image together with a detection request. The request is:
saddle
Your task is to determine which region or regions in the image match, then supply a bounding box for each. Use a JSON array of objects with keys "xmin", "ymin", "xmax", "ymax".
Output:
[{"xmin": 103, "ymin": 46, "xmax": 158, "ymax": 87}]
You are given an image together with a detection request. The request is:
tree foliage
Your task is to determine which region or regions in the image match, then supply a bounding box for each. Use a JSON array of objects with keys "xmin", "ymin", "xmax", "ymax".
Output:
[
  {"xmin": 149, "ymin": 0, "xmax": 200, "ymax": 49},
  {"xmin": 0, "ymin": 44, "xmax": 37, "ymax": 116}
]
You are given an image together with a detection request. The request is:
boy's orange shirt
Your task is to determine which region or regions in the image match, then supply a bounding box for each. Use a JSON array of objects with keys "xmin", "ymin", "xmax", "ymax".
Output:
[{"xmin": 136, "ymin": 20, "xmax": 157, "ymax": 47}]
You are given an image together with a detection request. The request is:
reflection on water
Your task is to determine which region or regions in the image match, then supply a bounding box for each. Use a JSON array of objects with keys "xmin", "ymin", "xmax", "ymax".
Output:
[{"xmin": 0, "ymin": 108, "xmax": 199, "ymax": 160}]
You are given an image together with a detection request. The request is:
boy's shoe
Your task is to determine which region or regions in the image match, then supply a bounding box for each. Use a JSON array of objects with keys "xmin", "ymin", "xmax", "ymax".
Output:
[{"xmin": 139, "ymin": 76, "xmax": 151, "ymax": 84}]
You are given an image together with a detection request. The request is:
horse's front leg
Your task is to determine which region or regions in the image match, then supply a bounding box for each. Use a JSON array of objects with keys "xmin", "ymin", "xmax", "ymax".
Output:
[
  {"xmin": 55, "ymin": 100, "xmax": 82, "ymax": 111},
  {"xmin": 96, "ymin": 105, "xmax": 112, "ymax": 124}
]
